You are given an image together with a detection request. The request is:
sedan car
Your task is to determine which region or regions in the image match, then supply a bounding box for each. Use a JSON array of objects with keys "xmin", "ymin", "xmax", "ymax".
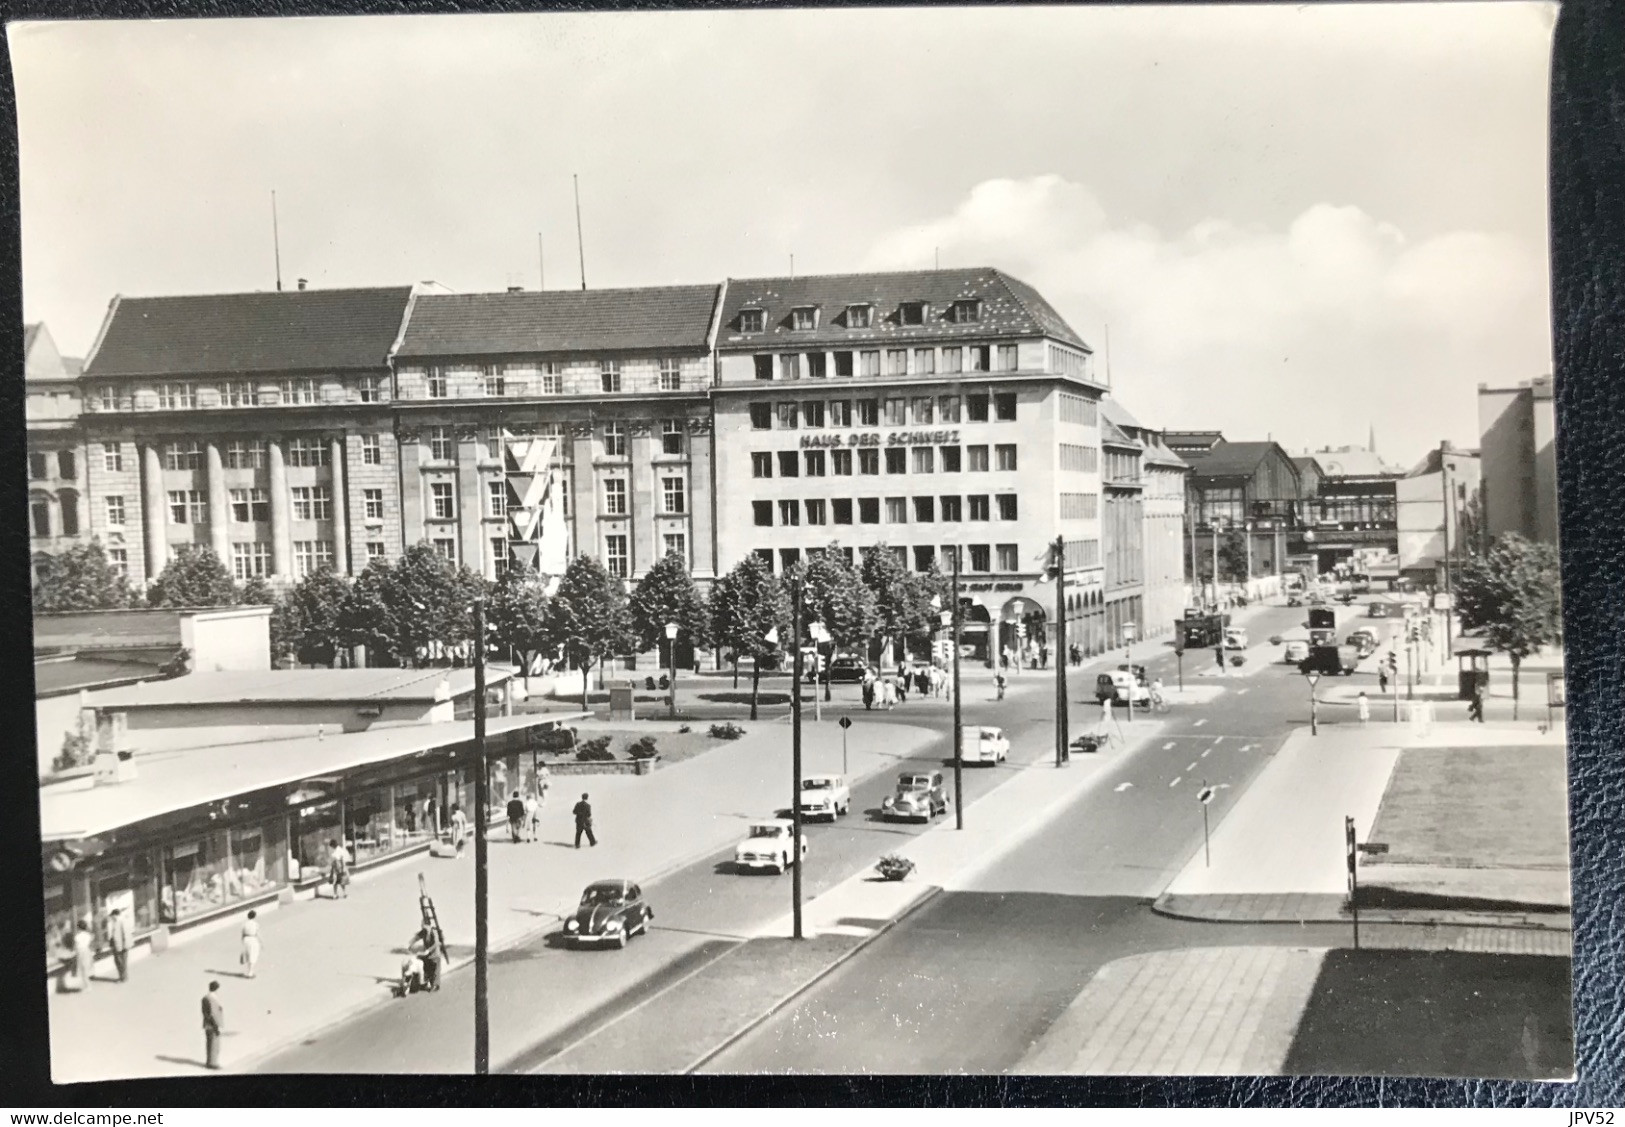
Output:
[
  {"xmin": 881, "ymin": 771, "xmax": 950, "ymax": 822},
  {"xmin": 1282, "ymin": 639, "xmax": 1310, "ymax": 664},
  {"xmin": 960, "ymin": 725, "xmax": 1010, "ymax": 765},
  {"xmin": 562, "ymin": 880, "xmax": 653, "ymax": 949},
  {"xmin": 799, "ymin": 774, "xmax": 851, "ymax": 820},
  {"xmin": 1346, "ymin": 629, "xmax": 1379, "ymax": 658},
  {"xmin": 733, "ymin": 819, "xmax": 809, "ymax": 873},
  {"xmin": 826, "ymin": 656, "xmax": 868, "ymax": 684},
  {"xmin": 1096, "ymin": 671, "xmax": 1151, "ymax": 705}
]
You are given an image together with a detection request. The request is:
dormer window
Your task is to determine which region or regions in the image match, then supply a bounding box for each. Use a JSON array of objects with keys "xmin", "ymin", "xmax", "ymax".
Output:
[
  {"xmin": 899, "ymin": 301, "xmax": 926, "ymax": 326},
  {"xmin": 791, "ymin": 306, "xmax": 819, "ymax": 331},
  {"xmin": 739, "ymin": 308, "xmax": 765, "ymax": 333},
  {"xmin": 846, "ymin": 304, "xmax": 874, "ymax": 329},
  {"xmin": 950, "ymin": 299, "xmax": 982, "ymax": 325}
]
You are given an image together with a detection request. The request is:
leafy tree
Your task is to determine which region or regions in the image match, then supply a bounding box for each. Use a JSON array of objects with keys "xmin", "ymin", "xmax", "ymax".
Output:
[
  {"xmin": 710, "ymin": 554, "xmax": 789, "ymax": 719},
  {"xmin": 281, "ymin": 568, "xmax": 352, "ymax": 668},
  {"xmin": 147, "ymin": 545, "xmax": 237, "ymax": 608},
  {"xmin": 800, "ymin": 546, "xmax": 877, "ymax": 654},
  {"xmin": 337, "ymin": 544, "xmax": 476, "ymax": 667},
  {"xmin": 239, "ymin": 577, "xmax": 277, "ymax": 606},
  {"xmin": 1218, "ymin": 531, "xmax": 1251, "ymax": 584},
  {"xmin": 547, "ymin": 555, "xmax": 635, "ymax": 712},
  {"xmin": 629, "ymin": 550, "xmax": 711, "ymax": 668},
  {"xmin": 860, "ymin": 545, "xmax": 940, "ymax": 666},
  {"xmin": 485, "ymin": 567, "xmax": 552, "ymax": 691},
  {"xmin": 1453, "ymin": 532, "xmax": 1563, "ymax": 719},
  {"xmin": 31, "ymin": 540, "xmax": 133, "ymax": 613}
]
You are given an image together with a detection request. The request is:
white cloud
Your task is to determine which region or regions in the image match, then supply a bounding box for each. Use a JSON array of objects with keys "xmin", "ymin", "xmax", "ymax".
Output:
[{"xmin": 866, "ymin": 176, "xmax": 1550, "ymax": 459}]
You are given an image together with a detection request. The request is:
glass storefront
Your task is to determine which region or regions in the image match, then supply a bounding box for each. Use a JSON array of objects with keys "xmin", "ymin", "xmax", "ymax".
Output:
[
  {"xmin": 227, "ymin": 821, "xmax": 287, "ymax": 903},
  {"xmin": 161, "ymin": 831, "xmax": 229, "ymax": 922},
  {"xmin": 292, "ymin": 799, "xmax": 342, "ymax": 883},
  {"xmin": 392, "ymin": 777, "xmax": 440, "ymax": 851},
  {"xmin": 92, "ymin": 850, "xmax": 160, "ymax": 936},
  {"xmin": 345, "ymin": 786, "xmax": 394, "ymax": 865},
  {"xmin": 44, "ymin": 873, "xmax": 78, "ymax": 968}
]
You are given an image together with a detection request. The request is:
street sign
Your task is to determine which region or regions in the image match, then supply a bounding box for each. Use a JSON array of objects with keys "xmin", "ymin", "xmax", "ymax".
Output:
[
  {"xmin": 1197, "ymin": 787, "xmax": 1215, "ymax": 805},
  {"xmin": 1547, "ymin": 672, "xmax": 1566, "ymax": 708},
  {"xmin": 838, "ymin": 716, "xmax": 852, "ymax": 730},
  {"xmin": 1357, "ymin": 842, "xmax": 1390, "ymax": 854}
]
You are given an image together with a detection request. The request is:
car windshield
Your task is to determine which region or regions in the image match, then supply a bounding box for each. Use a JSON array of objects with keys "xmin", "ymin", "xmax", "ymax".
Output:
[
  {"xmin": 749, "ymin": 825, "xmax": 785, "ymax": 838},
  {"xmin": 803, "ymin": 779, "xmax": 832, "ymax": 790},
  {"xmin": 899, "ymin": 776, "xmax": 930, "ymax": 790},
  {"xmin": 581, "ymin": 887, "xmax": 625, "ymax": 906}
]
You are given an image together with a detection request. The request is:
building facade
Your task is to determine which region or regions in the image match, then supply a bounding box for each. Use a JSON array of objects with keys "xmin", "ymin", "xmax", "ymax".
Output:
[
  {"xmin": 1181, "ymin": 440, "xmax": 1304, "ymax": 596},
  {"xmin": 1396, "ymin": 443, "xmax": 1482, "ymax": 587},
  {"xmin": 1097, "ymin": 398, "xmax": 1189, "ymax": 648},
  {"xmin": 26, "ymin": 324, "xmax": 89, "ymax": 572},
  {"xmin": 1477, "ymin": 376, "xmax": 1558, "ymax": 546},
  {"xmin": 1297, "ymin": 446, "xmax": 1403, "ymax": 577}
]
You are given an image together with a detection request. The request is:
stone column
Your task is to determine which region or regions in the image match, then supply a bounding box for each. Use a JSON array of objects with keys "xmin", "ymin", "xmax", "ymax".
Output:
[
  {"xmin": 687, "ymin": 415, "xmax": 715, "ymax": 579},
  {"xmin": 456, "ymin": 429, "xmax": 484, "ymax": 574},
  {"xmin": 630, "ymin": 421, "xmax": 655, "ymax": 578},
  {"xmin": 205, "ymin": 441, "xmax": 230, "ymax": 564},
  {"xmin": 571, "ymin": 426, "xmax": 597, "ymax": 562},
  {"xmin": 329, "ymin": 435, "xmax": 350, "ymax": 575},
  {"xmin": 268, "ymin": 438, "xmax": 292, "ymax": 580},
  {"xmin": 398, "ymin": 429, "xmax": 423, "ymax": 551},
  {"xmin": 140, "ymin": 443, "xmax": 167, "ymax": 581}
]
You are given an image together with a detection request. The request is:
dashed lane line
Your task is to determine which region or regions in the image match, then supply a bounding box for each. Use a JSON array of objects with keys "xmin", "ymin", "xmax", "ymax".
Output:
[
  {"xmin": 1169, "ymin": 776, "xmax": 1182, "ymax": 788},
  {"xmin": 1186, "ymin": 762, "xmax": 1197, "ymax": 772},
  {"xmin": 1200, "ymin": 748, "xmax": 1211, "ymax": 758},
  {"xmin": 1162, "ymin": 741, "xmax": 1177, "ymax": 750},
  {"xmin": 1193, "ymin": 718, "xmax": 1208, "ymax": 727}
]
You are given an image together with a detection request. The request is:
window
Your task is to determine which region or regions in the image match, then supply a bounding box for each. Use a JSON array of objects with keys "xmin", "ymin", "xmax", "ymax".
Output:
[
  {"xmin": 753, "ymin": 501, "xmax": 773, "ymax": 527},
  {"xmin": 55, "ymin": 493, "xmax": 78, "ymax": 536},
  {"xmin": 604, "ymin": 479, "xmax": 628, "ymax": 515},
  {"xmin": 778, "ymin": 500, "xmax": 801, "ymax": 527},
  {"xmin": 942, "ymin": 347, "xmax": 963, "ymax": 374},
  {"xmin": 168, "ymin": 490, "xmax": 206, "ymax": 524},
  {"xmin": 857, "ymin": 398, "xmax": 879, "ymax": 426},
  {"xmin": 913, "ymin": 496, "xmax": 935, "ymax": 523},
  {"xmin": 911, "ymin": 397, "xmax": 934, "ymax": 424},
  {"xmin": 483, "ymin": 426, "xmax": 503, "ymax": 461},
  {"xmin": 969, "ymin": 345, "xmax": 991, "ymax": 372},
  {"xmin": 804, "ymin": 450, "xmax": 827, "ymax": 477},
  {"xmin": 860, "ymin": 350, "xmax": 882, "ymax": 377},
  {"xmin": 939, "ymin": 396, "xmax": 961, "ymax": 423},
  {"xmin": 558, "ymin": 470, "xmax": 573, "ymax": 518},
  {"xmin": 362, "ymin": 434, "xmax": 382, "ymax": 465},
  {"xmin": 805, "ymin": 499, "xmax": 828, "ymax": 526},
  {"xmin": 913, "ymin": 348, "xmax": 936, "ymax": 375},
  {"xmin": 832, "ymin": 498, "xmax": 854, "ymax": 524},
  {"xmin": 358, "ymin": 376, "xmax": 385, "ymax": 403},
  {"xmin": 427, "ymin": 369, "xmax": 448, "ymax": 398},
  {"xmin": 777, "ymin": 451, "xmax": 800, "ymax": 478},
  {"xmin": 754, "ymin": 355, "xmax": 774, "ymax": 381},
  {"xmin": 940, "ymin": 446, "xmax": 962, "ymax": 473},
  {"xmin": 1060, "ymin": 443, "xmax": 1099, "ymax": 473},
  {"xmin": 108, "ymin": 548, "xmax": 128, "ymax": 576},
  {"xmin": 966, "ymin": 394, "xmax": 990, "ymax": 422},
  {"xmin": 802, "ymin": 400, "xmax": 826, "ymax": 428},
  {"xmin": 887, "ymin": 349, "xmax": 908, "ymax": 376},
  {"xmin": 769, "ymin": 401, "xmax": 798, "ymax": 431},
  {"xmin": 487, "ymin": 480, "xmax": 507, "ymax": 518},
  {"xmin": 662, "ymin": 476, "xmax": 686, "ymax": 513},
  {"xmin": 540, "ymin": 364, "xmax": 563, "ymax": 395},
  {"xmin": 163, "ymin": 441, "xmax": 202, "ymax": 471},
  {"xmin": 939, "ymin": 544, "xmax": 961, "ymax": 572},
  {"xmin": 829, "ymin": 399, "xmax": 852, "ymax": 427},
  {"xmin": 104, "ymin": 495, "xmax": 126, "ymax": 528},
  {"xmin": 753, "ymin": 548, "xmax": 774, "ymax": 570},
  {"xmin": 779, "ymin": 548, "xmax": 801, "ymax": 572},
  {"xmin": 280, "ymin": 378, "xmax": 319, "ymax": 405},
  {"xmin": 791, "ymin": 306, "xmax": 818, "ymax": 331},
  {"xmin": 492, "ymin": 538, "xmax": 509, "ymax": 573},
  {"xmin": 156, "ymin": 383, "xmax": 196, "ymax": 410},
  {"xmin": 287, "ymin": 436, "xmax": 330, "ymax": 467},
  {"xmin": 846, "ymin": 304, "xmax": 873, "ymax": 329},
  {"xmin": 997, "ymin": 495, "xmax": 1018, "ymax": 520},
  {"xmin": 27, "ymin": 453, "xmax": 47, "ymax": 480},
  {"xmin": 55, "ymin": 451, "xmax": 75, "ymax": 479},
  {"xmin": 776, "ymin": 354, "xmax": 800, "ymax": 382},
  {"xmin": 750, "ymin": 402, "xmax": 773, "ymax": 430},
  {"xmin": 367, "ymin": 542, "xmax": 387, "ymax": 562},
  {"xmin": 806, "ymin": 353, "xmax": 827, "ymax": 379},
  {"xmin": 884, "ymin": 497, "xmax": 908, "ymax": 523},
  {"xmin": 968, "ymin": 445, "xmax": 990, "ymax": 472},
  {"xmin": 215, "ymin": 381, "xmax": 253, "ymax": 407},
  {"xmin": 969, "ymin": 495, "xmax": 991, "ymax": 521},
  {"xmin": 663, "ymin": 533, "xmax": 688, "ymax": 562},
  {"xmin": 913, "ymin": 546, "xmax": 935, "ymax": 572},
  {"xmin": 752, "ymin": 452, "xmax": 773, "ymax": 479},
  {"xmin": 883, "ymin": 398, "xmax": 906, "ymax": 426},
  {"xmin": 940, "ymin": 495, "xmax": 963, "ymax": 522},
  {"xmin": 231, "ymin": 488, "xmax": 270, "ymax": 523},
  {"xmin": 430, "ymin": 482, "xmax": 455, "ymax": 520},
  {"xmin": 834, "ymin": 351, "xmax": 854, "ymax": 378},
  {"xmin": 483, "ymin": 369, "xmax": 506, "ymax": 397},
  {"xmin": 858, "ymin": 497, "xmax": 880, "ymax": 524},
  {"xmin": 832, "ymin": 449, "xmax": 853, "ymax": 476},
  {"xmin": 1059, "ymin": 393, "xmax": 1099, "ymax": 426},
  {"xmin": 224, "ymin": 439, "xmax": 267, "ymax": 470},
  {"xmin": 603, "ymin": 422, "xmax": 627, "ymax": 457},
  {"xmin": 97, "ymin": 386, "xmax": 118, "ymax": 412},
  {"xmin": 294, "ymin": 541, "xmax": 336, "ymax": 578},
  {"xmin": 661, "ymin": 419, "xmax": 684, "ymax": 456},
  {"xmin": 98, "ymin": 443, "xmax": 122, "ymax": 473},
  {"xmin": 232, "ymin": 543, "xmax": 274, "ymax": 579},
  {"xmin": 912, "ymin": 447, "xmax": 935, "ymax": 474},
  {"xmin": 858, "ymin": 449, "xmax": 880, "ymax": 475},
  {"xmin": 599, "ymin": 360, "xmax": 622, "ymax": 393},
  {"xmin": 950, "ymin": 299, "xmax": 982, "ymax": 324},
  {"xmin": 740, "ymin": 308, "xmax": 765, "ymax": 333},
  {"xmin": 885, "ymin": 448, "xmax": 907, "ymax": 474},
  {"xmin": 30, "ymin": 496, "xmax": 49, "ymax": 537},
  {"xmin": 659, "ymin": 359, "xmax": 681, "ymax": 391},
  {"xmin": 994, "ymin": 393, "xmax": 1017, "ymax": 421},
  {"xmin": 995, "ymin": 444, "xmax": 1018, "ymax": 471},
  {"xmin": 899, "ymin": 301, "xmax": 925, "ymax": 326},
  {"xmin": 996, "ymin": 544, "xmax": 1018, "ymax": 572},
  {"xmin": 995, "ymin": 344, "xmax": 1019, "ymax": 372},
  {"xmin": 969, "ymin": 544, "xmax": 991, "ymax": 572},
  {"xmin": 291, "ymin": 485, "xmax": 333, "ymax": 521},
  {"xmin": 433, "ymin": 538, "xmax": 457, "ymax": 562},
  {"xmin": 363, "ymin": 488, "xmax": 385, "ymax": 521}
]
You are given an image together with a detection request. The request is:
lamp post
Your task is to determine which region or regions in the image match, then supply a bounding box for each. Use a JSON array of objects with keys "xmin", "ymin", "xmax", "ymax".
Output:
[
  {"xmin": 1122, "ymin": 621, "xmax": 1138, "ymax": 723},
  {"xmin": 1440, "ymin": 447, "xmax": 1455, "ymax": 660},
  {"xmin": 1306, "ymin": 670, "xmax": 1322, "ymax": 736},
  {"xmin": 664, "ymin": 622, "xmax": 679, "ymax": 719},
  {"xmin": 471, "ymin": 599, "xmax": 490, "ymax": 1074},
  {"xmin": 1052, "ymin": 535, "xmax": 1069, "ymax": 769},
  {"xmin": 950, "ymin": 546, "xmax": 965, "ymax": 829},
  {"xmin": 789, "ymin": 576, "xmax": 805, "ymax": 941},
  {"xmin": 807, "ymin": 621, "xmax": 828, "ymax": 723}
]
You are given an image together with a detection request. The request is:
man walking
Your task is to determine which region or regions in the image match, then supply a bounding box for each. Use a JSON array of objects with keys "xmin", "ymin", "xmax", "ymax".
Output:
[
  {"xmin": 106, "ymin": 907, "xmax": 131, "ymax": 983},
  {"xmin": 573, "ymin": 793, "xmax": 598, "ymax": 848},
  {"xmin": 1469, "ymin": 683, "xmax": 1486, "ymax": 723},
  {"xmin": 525, "ymin": 790, "xmax": 542, "ymax": 843},
  {"xmin": 1214, "ymin": 644, "xmax": 1226, "ymax": 674},
  {"xmin": 202, "ymin": 981, "xmax": 224, "ymax": 1070},
  {"xmin": 506, "ymin": 790, "xmax": 526, "ymax": 844}
]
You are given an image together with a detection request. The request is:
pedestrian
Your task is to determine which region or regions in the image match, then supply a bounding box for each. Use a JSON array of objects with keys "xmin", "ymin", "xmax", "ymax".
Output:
[
  {"xmin": 406, "ymin": 914, "xmax": 443, "ymax": 992},
  {"xmin": 1001, "ymin": 646, "xmax": 1011, "ymax": 671},
  {"xmin": 537, "ymin": 763, "xmax": 552, "ymax": 804},
  {"xmin": 1213, "ymin": 644, "xmax": 1225, "ymax": 673},
  {"xmin": 1039, "ymin": 644, "xmax": 1050, "ymax": 670},
  {"xmin": 326, "ymin": 838, "xmax": 351, "ymax": 898},
  {"xmin": 1070, "ymin": 643, "xmax": 1082, "ymax": 667},
  {"xmin": 573, "ymin": 793, "xmax": 598, "ymax": 848},
  {"xmin": 861, "ymin": 673, "xmax": 875, "ymax": 711},
  {"xmin": 995, "ymin": 670, "xmax": 1007, "ymax": 700},
  {"xmin": 896, "ymin": 672, "xmax": 909, "ymax": 704},
  {"xmin": 525, "ymin": 791, "xmax": 542, "ymax": 843},
  {"xmin": 202, "ymin": 981, "xmax": 224, "ymax": 1070},
  {"xmin": 450, "ymin": 805, "xmax": 468, "ymax": 857},
  {"xmin": 1378, "ymin": 666, "xmax": 1389, "ymax": 694},
  {"xmin": 882, "ymin": 676, "xmax": 897, "ymax": 709},
  {"xmin": 240, "ymin": 910, "xmax": 261, "ymax": 978},
  {"xmin": 1357, "ymin": 691, "xmax": 1370, "ymax": 727},
  {"xmin": 1469, "ymin": 684, "xmax": 1486, "ymax": 723},
  {"xmin": 70, "ymin": 918, "xmax": 95, "ymax": 989},
  {"xmin": 106, "ymin": 908, "xmax": 131, "ymax": 984},
  {"xmin": 506, "ymin": 790, "xmax": 525, "ymax": 843}
]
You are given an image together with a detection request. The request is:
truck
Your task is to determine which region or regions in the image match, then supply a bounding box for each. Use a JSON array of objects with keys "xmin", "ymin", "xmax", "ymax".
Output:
[
  {"xmin": 1177, "ymin": 612, "xmax": 1229, "ymax": 649},
  {"xmin": 1298, "ymin": 644, "xmax": 1360, "ymax": 676}
]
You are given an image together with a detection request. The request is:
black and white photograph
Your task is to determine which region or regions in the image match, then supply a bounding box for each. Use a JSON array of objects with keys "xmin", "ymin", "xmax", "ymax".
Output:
[{"xmin": 14, "ymin": 5, "xmax": 1575, "ymax": 1085}]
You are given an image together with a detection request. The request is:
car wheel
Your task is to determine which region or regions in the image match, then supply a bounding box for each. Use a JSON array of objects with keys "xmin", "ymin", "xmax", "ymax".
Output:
[{"xmin": 614, "ymin": 930, "xmax": 627, "ymax": 949}]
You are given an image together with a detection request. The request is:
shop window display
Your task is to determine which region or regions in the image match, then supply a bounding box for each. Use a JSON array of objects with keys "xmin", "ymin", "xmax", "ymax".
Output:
[
  {"xmin": 161, "ymin": 831, "xmax": 232, "ymax": 922},
  {"xmin": 93, "ymin": 851, "xmax": 160, "ymax": 937},
  {"xmin": 346, "ymin": 787, "xmax": 395, "ymax": 865},
  {"xmin": 229, "ymin": 821, "xmax": 287, "ymax": 902},
  {"xmin": 292, "ymin": 800, "xmax": 343, "ymax": 883},
  {"xmin": 394, "ymin": 778, "xmax": 440, "ymax": 850}
]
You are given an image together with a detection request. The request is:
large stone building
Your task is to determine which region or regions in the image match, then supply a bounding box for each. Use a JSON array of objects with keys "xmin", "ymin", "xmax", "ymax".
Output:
[
  {"xmin": 1098, "ymin": 398, "xmax": 1189, "ymax": 646},
  {"xmin": 1396, "ymin": 442, "xmax": 1482, "ymax": 587},
  {"xmin": 1179, "ymin": 439, "xmax": 1304, "ymax": 597},
  {"xmin": 1298, "ymin": 446, "xmax": 1404, "ymax": 578},
  {"xmin": 25, "ymin": 323, "xmax": 89, "ymax": 570},
  {"xmin": 1477, "ymin": 375, "xmax": 1558, "ymax": 545}
]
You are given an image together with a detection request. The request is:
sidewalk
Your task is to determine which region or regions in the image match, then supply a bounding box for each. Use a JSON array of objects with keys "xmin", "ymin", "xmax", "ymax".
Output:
[{"xmin": 47, "ymin": 717, "xmax": 939, "ymax": 1084}]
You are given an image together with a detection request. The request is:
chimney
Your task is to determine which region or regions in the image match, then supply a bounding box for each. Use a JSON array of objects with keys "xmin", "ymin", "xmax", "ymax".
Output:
[
  {"xmin": 297, "ymin": 278, "xmax": 308, "ymax": 291},
  {"xmin": 507, "ymin": 285, "xmax": 523, "ymax": 294}
]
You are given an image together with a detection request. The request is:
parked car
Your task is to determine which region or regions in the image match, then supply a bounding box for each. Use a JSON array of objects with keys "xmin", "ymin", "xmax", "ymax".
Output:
[
  {"xmin": 1368, "ymin": 602, "xmax": 1392, "ymax": 619},
  {"xmin": 561, "ymin": 880, "xmax": 653, "ymax": 949},
  {"xmin": 960, "ymin": 725, "xmax": 1010, "ymax": 765},
  {"xmin": 826, "ymin": 656, "xmax": 867, "ymax": 684},
  {"xmin": 733, "ymin": 819, "xmax": 808, "ymax": 873},
  {"xmin": 1282, "ymin": 639, "xmax": 1310, "ymax": 664},
  {"xmin": 1346, "ymin": 629, "xmax": 1379, "ymax": 658},
  {"xmin": 1096, "ymin": 670, "xmax": 1151, "ymax": 705},
  {"xmin": 1224, "ymin": 628, "xmax": 1249, "ymax": 651},
  {"xmin": 799, "ymin": 774, "xmax": 851, "ymax": 820},
  {"xmin": 881, "ymin": 771, "xmax": 950, "ymax": 822}
]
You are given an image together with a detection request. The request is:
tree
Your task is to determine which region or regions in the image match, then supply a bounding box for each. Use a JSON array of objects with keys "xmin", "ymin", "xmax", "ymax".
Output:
[
  {"xmin": 800, "ymin": 546, "xmax": 877, "ymax": 655},
  {"xmin": 710, "ymin": 554, "xmax": 789, "ymax": 719},
  {"xmin": 1453, "ymin": 532, "xmax": 1563, "ymax": 719},
  {"xmin": 1454, "ymin": 491, "xmax": 1487, "ymax": 560},
  {"xmin": 336, "ymin": 544, "xmax": 476, "ymax": 668},
  {"xmin": 1218, "ymin": 531, "xmax": 1251, "ymax": 584},
  {"xmin": 280, "ymin": 569, "xmax": 352, "ymax": 668},
  {"xmin": 486, "ymin": 567, "xmax": 552, "ymax": 691},
  {"xmin": 239, "ymin": 577, "xmax": 277, "ymax": 606},
  {"xmin": 547, "ymin": 555, "xmax": 635, "ymax": 712},
  {"xmin": 32, "ymin": 541, "xmax": 133, "ymax": 613},
  {"xmin": 147, "ymin": 545, "xmax": 237, "ymax": 608},
  {"xmin": 629, "ymin": 550, "xmax": 711, "ymax": 667},
  {"xmin": 860, "ymin": 545, "xmax": 940, "ymax": 665}
]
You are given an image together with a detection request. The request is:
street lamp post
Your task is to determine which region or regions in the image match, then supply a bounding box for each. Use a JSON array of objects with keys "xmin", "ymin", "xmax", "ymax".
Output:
[
  {"xmin": 471, "ymin": 600, "xmax": 490, "ymax": 1074},
  {"xmin": 949, "ymin": 546, "xmax": 965, "ymax": 829},
  {"xmin": 1440, "ymin": 447, "xmax": 1455, "ymax": 661},
  {"xmin": 1122, "ymin": 621, "xmax": 1138, "ymax": 723},
  {"xmin": 1306, "ymin": 670, "xmax": 1322, "ymax": 736},
  {"xmin": 1052, "ymin": 535, "xmax": 1068, "ymax": 769},
  {"xmin": 789, "ymin": 577, "xmax": 805, "ymax": 941},
  {"xmin": 664, "ymin": 621, "xmax": 679, "ymax": 720}
]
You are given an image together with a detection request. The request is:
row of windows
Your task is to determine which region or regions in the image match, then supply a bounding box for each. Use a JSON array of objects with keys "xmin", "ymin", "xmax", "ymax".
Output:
[
  {"xmin": 27, "ymin": 450, "xmax": 76, "ymax": 481},
  {"xmin": 751, "ymin": 493, "xmax": 1019, "ymax": 528},
  {"xmin": 228, "ymin": 540, "xmax": 335, "ymax": 580},
  {"xmin": 1059, "ymin": 492, "xmax": 1100, "ymax": 521},
  {"xmin": 422, "ymin": 420, "xmax": 686, "ymax": 461},
  {"xmin": 750, "ymin": 541, "xmax": 1019, "ymax": 576},
  {"xmin": 748, "ymin": 392, "xmax": 1017, "ymax": 431},
  {"xmin": 413, "ymin": 358, "xmax": 688, "ymax": 398},
  {"xmin": 752, "ymin": 342, "xmax": 1019, "ymax": 382},
  {"xmin": 739, "ymin": 298, "xmax": 984, "ymax": 335},
  {"xmin": 154, "ymin": 437, "xmax": 336, "ymax": 471},
  {"xmin": 751, "ymin": 444, "xmax": 1018, "ymax": 478},
  {"xmin": 1059, "ymin": 393, "xmax": 1099, "ymax": 427},
  {"xmin": 92, "ymin": 377, "xmax": 388, "ymax": 413},
  {"xmin": 1059, "ymin": 443, "xmax": 1100, "ymax": 473}
]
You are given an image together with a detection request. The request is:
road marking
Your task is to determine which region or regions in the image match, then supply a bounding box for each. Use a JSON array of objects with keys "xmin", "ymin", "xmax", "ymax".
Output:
[
  {"xmin": 1162, "ymin": 741, "xmax": 1176, "ymax": 750},
  {"xmin": 1213, "ymin": 736, "xmax": 1224, "ymax": 744},
  {"xmin": 1114, "ymin": 781, "xmax": 1134, "ymax": 793},
  {"xmin": 1187, "ymin": 762, "xmax": 1197, "ymax": 772},
  {"xmin": 1170, "ymin": 776, "xmax": 1182, "ymax": 787},
  {"xmin": 1193, "ymin": 718, "xmax": 1208, "ymax": 728},
  {"xmin": 1237, "ymin": 688, "xmax": 1249, "ymax": 695},
  {"xmin": 1200, "ymin": 748, "xmax": 1210, "ymax": 758}
]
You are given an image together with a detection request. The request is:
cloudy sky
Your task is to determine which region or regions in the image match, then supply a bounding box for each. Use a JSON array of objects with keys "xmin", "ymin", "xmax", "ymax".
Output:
[{"xmin": 13, "ymin": 5, "xmax": 1553, "ymax": 463}]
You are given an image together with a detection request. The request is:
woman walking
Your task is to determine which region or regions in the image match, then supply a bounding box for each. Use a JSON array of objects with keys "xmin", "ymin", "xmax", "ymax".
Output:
[
  {"xmin": 240, "ymin": 910, "xmax": 262, "ymax": 978},
  {"xmin": 327, "ymin": 838, "xmax": 351, "ymax": 899}
]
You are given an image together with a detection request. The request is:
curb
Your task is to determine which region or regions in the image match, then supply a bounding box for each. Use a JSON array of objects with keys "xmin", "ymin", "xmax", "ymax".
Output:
[
  {"xmin": 1149, "ymin": 892, "xmax": 1573, "ymax": 932},
  {"xmin": 680, "ymin": 884, "xmax": 945, "ymax": 1074}
]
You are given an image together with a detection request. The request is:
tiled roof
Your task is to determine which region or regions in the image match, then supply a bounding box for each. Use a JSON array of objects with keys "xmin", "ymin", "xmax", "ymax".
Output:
[
  {"xmin": 1164, "ymin": 430, "xmax": 1226, "ymax": 454},
  {"xmin": 396, "ymin": 286, "xmax": 721, "ymax": 359},
  {"xmin": 24, "ymin": 323, "xmax": 40, "ymax": 355},
  {"xmin": 83, "ymin": 286, "xmax": 415, "ymax": 378},
  {"xmin": 1099, "ymin": 397, "xmax": 1145, "ymax": 432},
  {"xmin": 1185, "ymin": 441, "xmax": 1288, "ymax": 480},
  {"xmin": 715, "ymin": 267, "xmax": 1091, "ymax": 352}
]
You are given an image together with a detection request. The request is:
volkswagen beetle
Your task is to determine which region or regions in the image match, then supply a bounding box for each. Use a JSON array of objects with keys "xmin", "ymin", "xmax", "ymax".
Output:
[{"xmin": 561, "ymin": 879, "xmax": 653, "ymax": 949}]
